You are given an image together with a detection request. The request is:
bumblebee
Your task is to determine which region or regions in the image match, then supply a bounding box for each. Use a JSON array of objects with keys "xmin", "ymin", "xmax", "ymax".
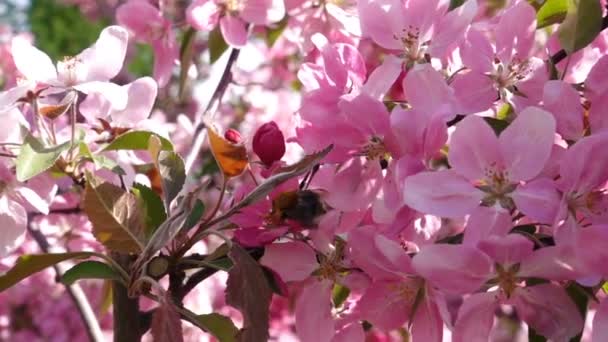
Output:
[{"xmin": 268, "ymin": 164, "xmax": 327, "ymax": 227}]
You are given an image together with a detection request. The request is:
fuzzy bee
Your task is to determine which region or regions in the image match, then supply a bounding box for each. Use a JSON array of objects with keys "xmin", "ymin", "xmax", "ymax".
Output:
[{"xmin": 268, "ymin": 164, "xmax": 327, "ymax": 227}]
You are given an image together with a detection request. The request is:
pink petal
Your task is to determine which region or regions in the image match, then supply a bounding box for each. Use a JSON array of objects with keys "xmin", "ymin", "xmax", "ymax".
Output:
[
  {"xmin": 451, "ymin": 71, "xmax": 497, "ymax": 114},
  {"xmin": 460, "ymin": 28, "xmax": 495, "ymax": 73},
  {"xmin": 412, "ymin": 244, "xmax": 493, "ymax": 295},
  {"xmin": 518, "ymin": 245, "xmax": 583, "ymax": 281},
  {"xmin": 362, "ymin": 55, "xmax": 402, "ymax": 100},
  {"xmin": 331, "ymin": 323, "xmax": 364, "ymax": 342},
  {"xmin": 11, "ymin": 37, "xmax": 57, "ymax": 83},
  {"xmin": 111, "ymin": 77, "xmax": 158, "ymax": 126},
  {"xmin": 589, "ymin": 96, "xmax": 608, "ymax": 133},
  {"xmin": 585, "ymin": 55, "xmax": 608, "ymax": 103},
  {"xmin": 338, "ymin": 93, "xmax": 390, "ymax": 137},
  {"xmin": 187, "ymin": 0, "xmax": 221, "ymax": 30},
  {"xmin": 510, "ymin": 284, "xmax": 583, "ymax": 341},
  {"xmin": 322, "ymin": 159, "xmax": 383, "ymax": 212},
  {"xmin": 296, "ymin": 279, "xmax": 335, "ymax": 342},
  {"xmin": 260, "ymin": 241, "xmax": 318, "ymax": 282},
  {"xmin": 495, "ymin": 0, "xmax": 536, "ymax": 62},
  {"xmin": 511, "ymin": 178, "xmax": 561, "ymax": 224},
  {"xmin": 463, "ymin": 207, "xmax": 513, "ymax": 246},
  {"xmin": 77, "ymin": 26, "xmax": 128, "ymax": 82},
  {"xmin": 403, "ymin": 64, "xmax": 456, "ymax": 117},
  {"xmin": 453, "ymin": 292, "xmax": 499, "ymax": 342},
  {"xmin": 429, "ymin": 0, "xmax": 477, "ymax": 58},
  {"xmin": 74, "ymin": 81, "xmax": 129, "ymax": 112},
  {"xmin": 152, "ymin": 38, "xmax": 178, "ymax": 88},
  {"xmin": 403, "ymin": 170, "xmax": 483, "ymax": 218},
  {"xmin": 240, "ymin": 0, "xmax": 271, "ymax": 24},
  {"xmin": 558, "ymin": 132, "xmax": 608, "ymax": 194},
  {"xmin": 592, "ymin": 299, "xmax": 608, "ymax": 342},
  {"xmin": 0, "ymin": 197, "xmax": 27, "ymax": 258},
  {"xmin": 356, "ymin": 279, "xmax": 418, "ymax": 330},
  {"xmin": 576, "ymin": 225, "xmax": 608, "ymax": 277},
  {"xmin": 116, "ymin": 1, "xmax": 164, "ymax": 39},
  {"xmin": 499, "ymin": 107, "xmax": 556, "ymax": 182},
  {"xmin": 347, "ymin": 226, "xmax": 414, "ymax": 279},
  {"xmin": 449, "ymin": 114, "xmax": 502, "ymax": 181},
  {"xmin": 411, "ymin": 296, "xmax": 443, "ymax": 342},
  {"xmin": 220, "ymin": 15, "xmax": 248, "ymax": 48},
  {"xmin": 477, "ymin": 234, "xmax": 534, "ymax": 265},
  {"xmin": 542, "ymin": 80, "xmax": 585, "ymax": 141},
  {"xmin": 357, "ymin": 0, "xmax": 403, "ymax": 50}
]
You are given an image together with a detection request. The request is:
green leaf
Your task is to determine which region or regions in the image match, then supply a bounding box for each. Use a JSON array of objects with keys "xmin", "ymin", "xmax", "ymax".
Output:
[
  {"xmin": 79, "ymin": 142, "xmax": 125, "ymax": 175},
  {"xmin": 557, "ymin": 0, "xmax": 603, "ymax": 54},
  {"xmin": 209, "ymin": 27, "xmax": 229, "ymax": 64},
  {"xmin": 332, "ymin": 284, "xmax": 351, "ymax": 308},
  {"xmin": 179, "ymin": 28, "xmax": 197, "ymax": 100},
  {"xmin": 0, "ymin": 252, "xmax": 95, "ymax": 291},
  {"xmin": 61, "ymin": 260, "xmax": 121, "ymax": 285},
  {"xmin": 483, "ymin": 117, "xmax": 510, "ymax": 135},
  {"xmin": 225, "ymin": 244, "xmax": 273, "ymax": 342},
  {"xmin": 528, "ymin": 328, "xmax": 548, "ymax": 342},
  {"xmin": 449, "ymin": 0, "xmax": 466, "ymax": 10},
  {"xmin": 265, "ymin": 17, "xmax": 288, "ymax": 47},
  {"xmin": 83, "ymin": 174, "xmax": 146, "ymax": 253},
  {"xmin": 196, "ymin": 313, "xmax": 238, "ymax": 342},
  {"xmin": 183, "ymin": 199, "xmax": 205, "ymax": 231},
  {"xmin": 496, "ymin": 103, "xmax": 514, "ymax": 121},
  {"xmin": 603, "ymin": 281, "xmax": 608, "ymax": 294},
  {"xmin": 102, "ymin": 131, "xmax": 173, "ymax": 152},
  {"xmin": 16, "ymin": 134, "xmax": 70, "ymax": 181},
  {"xmin": 132, "ymin": 183, "xmax": 168, "ymax": 238},
  {"xmin": 157, "ymin": 151, "xmax": 186, "ymax": 209},
  {"xmin": 537, "ymin": 0, "xmax": 569, "ymax": 29}
]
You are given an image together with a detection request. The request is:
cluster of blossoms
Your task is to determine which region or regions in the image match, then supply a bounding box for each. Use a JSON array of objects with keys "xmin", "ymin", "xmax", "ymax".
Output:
[{"xmin": 1, "ymin": 0, "xmax": 608, "ymax": 341}]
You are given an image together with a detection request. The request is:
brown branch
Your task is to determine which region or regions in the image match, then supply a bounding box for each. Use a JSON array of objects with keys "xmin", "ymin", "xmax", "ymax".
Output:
[{"xmin": 184, "ymin": 48, "xmax": 242, "ymax": 173}]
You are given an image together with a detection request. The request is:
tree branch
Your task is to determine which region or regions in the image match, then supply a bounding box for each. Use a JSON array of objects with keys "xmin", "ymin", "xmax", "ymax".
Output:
[
  {"xmin": 27, "ymin": 222, "xmax": 105, "ymax": 342},
  {"xmin": 184, "ymin": 48, "xmax": 242, "ymax": 174},
  {"xmin": 111, "ymin": 253, "xmax": 144, "ymax": 342}
]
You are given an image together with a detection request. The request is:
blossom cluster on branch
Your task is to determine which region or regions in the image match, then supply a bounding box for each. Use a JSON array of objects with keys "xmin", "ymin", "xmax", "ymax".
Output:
[{"xmin": 1, "ymin": 0, "xmax": 608, "ymax": 341}]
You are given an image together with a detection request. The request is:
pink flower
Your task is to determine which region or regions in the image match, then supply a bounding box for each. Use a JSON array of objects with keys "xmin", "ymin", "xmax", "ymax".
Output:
[
  {"xmin": 79, "ymin": 76, "xmax": 158, "ymax": 127},
  {"xmin": 455, "ymin": 1, "xmax": 548, "ymax": 112},
  {"xmin": 0, "ymin": 163, "xmax": 57, "ymax": 257},
  {"xmin": 253, "ymin": 121, "xmax": 286, "ymax": 166},
  {"xmin": 414, "ymin": 234, "xmax": 583, "ymax": 341},
  {"xmin": 187, "ymin": 0, "xmax": 285, "ymax": 47},
  {"xmin": 403, "ymin": 107, "xmax": 557, "ymax": 219},
  {"xmin": 10, "ymin": 26, "xmax": 129, "ymax": 107},
  {"xmin": 116, "ymin": 1, "xmax": 178, "ymax": 87},
  {"xmin": 358, "ymin": 0, "xmax": 477, "ymax": 65}
]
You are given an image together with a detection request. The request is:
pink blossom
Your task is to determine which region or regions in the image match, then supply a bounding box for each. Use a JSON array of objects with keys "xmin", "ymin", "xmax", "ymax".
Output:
[
  {"xmin": 403, "ymin": 107, "xmax": 556, "ymax": 219},
  {"xmin": 187, "ymin": 0, "xmax": 285, "ymax": 47},
  {"xmin": 116, "ymin": 0, "xmax": 178, "ymax": 87}
]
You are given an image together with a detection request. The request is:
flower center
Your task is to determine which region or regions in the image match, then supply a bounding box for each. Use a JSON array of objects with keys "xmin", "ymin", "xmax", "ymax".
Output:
[
  {"xmin": 477, "ymin": 166, "xmax": 517, "ymax": 209},
  {"xmin": 395, "ymin": 26, "xmax": 429, "ymax": 67},
  {"xmin": 491, "ymin": 56, "xmax": 532, "ymax": 95},
  {"xmin": 57, "ymin": 56, "xmax": 87, "ymax": 87},
  {"xmin": 495, "ymin": 263, "xmax": 520, "ymax": 298},
  {"xmin": 358, "ymin": 136, "xmax": 391, "ymax": 163}
]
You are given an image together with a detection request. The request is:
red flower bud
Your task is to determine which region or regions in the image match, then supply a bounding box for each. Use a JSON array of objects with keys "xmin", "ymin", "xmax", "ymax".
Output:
[
  {"xmin": 224, "ymin": 128, "xmax": 242, "ymax": 144},
  {"xmin": 252, "ymin": 121, "xmax": 286, "ymax": 166}
]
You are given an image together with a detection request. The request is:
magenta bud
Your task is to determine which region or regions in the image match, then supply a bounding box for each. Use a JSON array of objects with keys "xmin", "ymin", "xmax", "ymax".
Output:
[
  {"xmin": 253, "ymin": 121, "xmax": 286, "ymax": 166},
  {"xmin": 224, "ymin": 128, "xmax": 242, "ymax": 144}
]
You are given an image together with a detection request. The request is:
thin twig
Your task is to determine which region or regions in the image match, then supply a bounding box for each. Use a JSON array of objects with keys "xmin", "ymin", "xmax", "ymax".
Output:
[
  {"xmin": 27, "ymin": 221, "xmax": 105, "ymax": 342},
  {"xmin": 184, "ymin": 48, "xmax": 241, "ymax": 174}
]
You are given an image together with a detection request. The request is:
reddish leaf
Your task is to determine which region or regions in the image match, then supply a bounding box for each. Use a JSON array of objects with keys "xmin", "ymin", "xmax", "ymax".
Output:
[
  {"xmin": 151, "ymin": 294, "xmax": 184, "ymax": 342},
  {"xmin": 226, "ymin": 244, "xmax": 272, "ymax": 342},
  {"xmin": 206, "ymin": 120, "xmax": 249, "ymax": 178}
]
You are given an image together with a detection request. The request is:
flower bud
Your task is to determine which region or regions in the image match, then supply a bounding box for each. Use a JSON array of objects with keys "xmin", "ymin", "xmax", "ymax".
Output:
[
  {"xmin": 224, "ymin": 128, "xmax": 242, "ymax": 144},
  {"xmin": 253, "ymin": 121, "xmax": 286, "ymax": 166}
]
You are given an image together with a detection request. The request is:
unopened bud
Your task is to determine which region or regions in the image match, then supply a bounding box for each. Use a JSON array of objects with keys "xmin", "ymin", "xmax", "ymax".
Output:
[
  {"xmin": 252, "ymin": 121, "xmax": 286, "ymax": 166},
  {"xmin": 224, "ymin": 128, "xmax": 242, "ymax": 144}
]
